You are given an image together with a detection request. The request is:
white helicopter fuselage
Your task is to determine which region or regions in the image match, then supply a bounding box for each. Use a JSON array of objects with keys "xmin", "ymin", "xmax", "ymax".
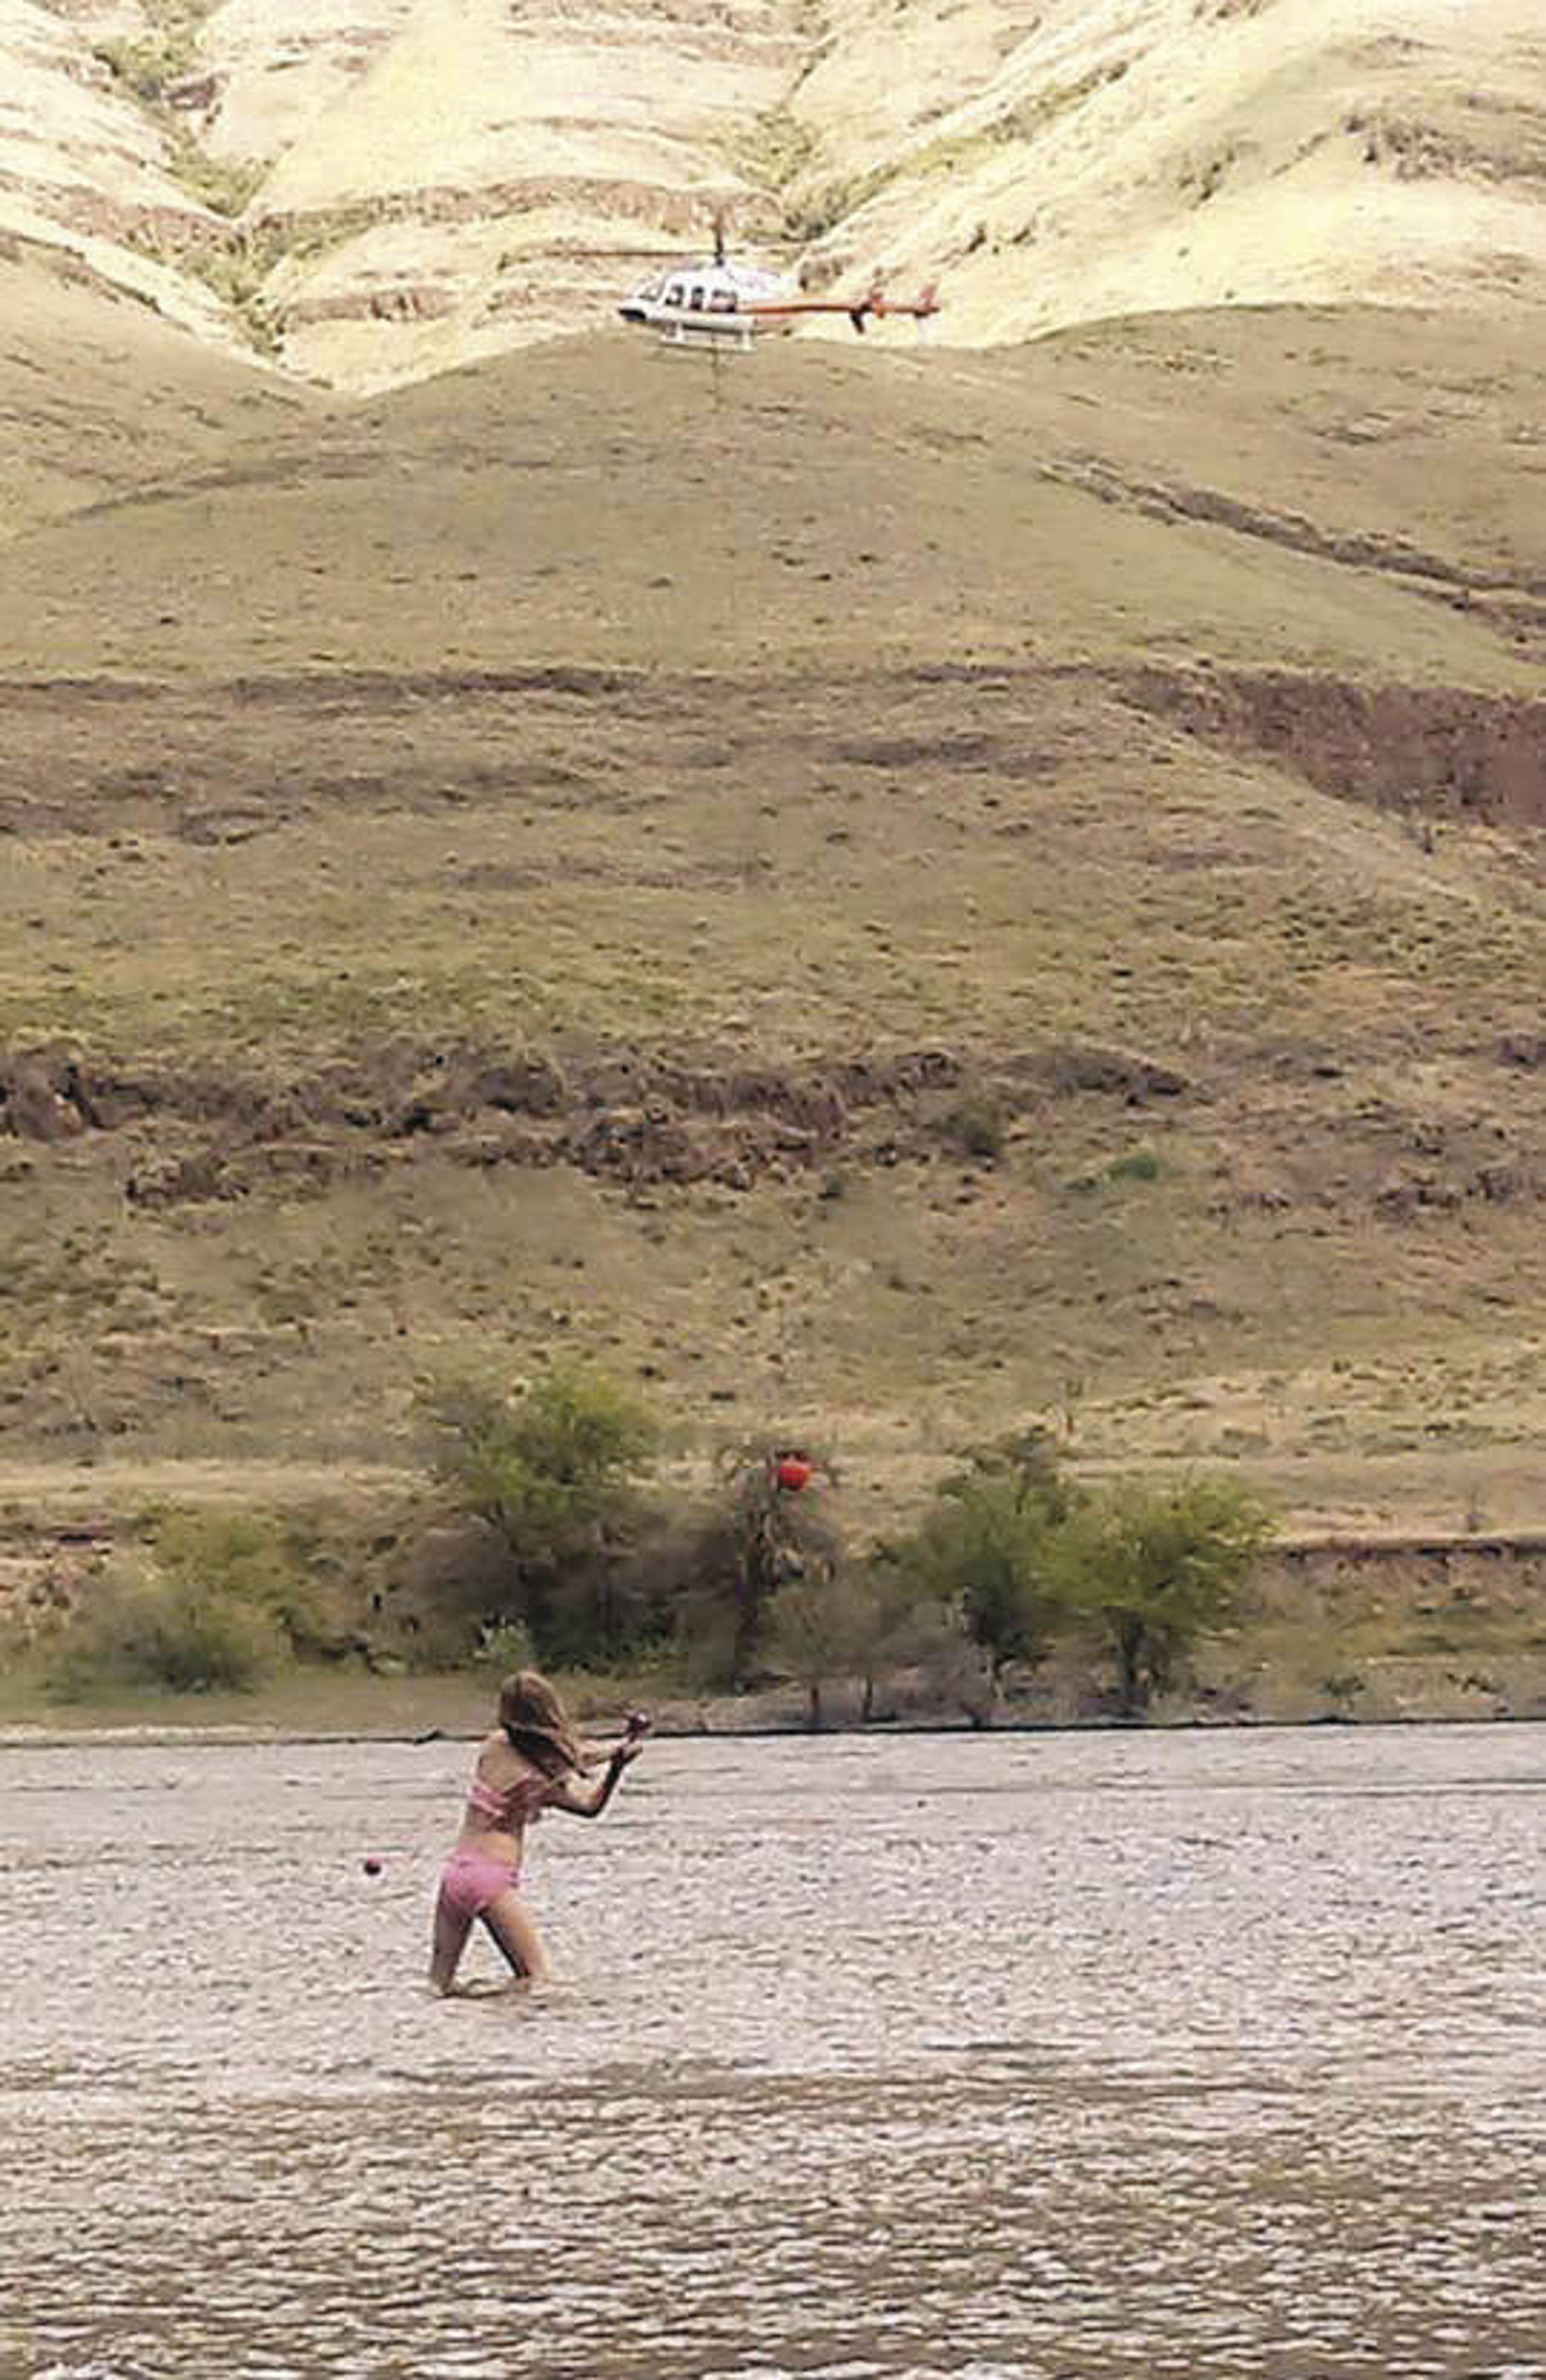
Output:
[{"xmin": 618, "ymin": 258, "xmax": 798, "ymax": 345}]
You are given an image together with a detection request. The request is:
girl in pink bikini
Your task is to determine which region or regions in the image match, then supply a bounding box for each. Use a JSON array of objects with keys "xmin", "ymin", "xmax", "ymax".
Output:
[{"xmin": 430, "ymin": 1668, "xmax": 647, "ymax": 1994}]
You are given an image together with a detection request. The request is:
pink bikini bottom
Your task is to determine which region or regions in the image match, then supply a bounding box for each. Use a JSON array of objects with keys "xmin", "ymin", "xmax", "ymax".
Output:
[{"xmin": 437, "ymin": 1849, "xmax": 520, "ymax": 1920}]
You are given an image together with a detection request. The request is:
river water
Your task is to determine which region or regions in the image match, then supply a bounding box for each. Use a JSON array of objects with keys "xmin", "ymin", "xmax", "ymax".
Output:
[{"xmin": 2, "ymin": 1724, "xmax": 1542, "ymax": 2380}]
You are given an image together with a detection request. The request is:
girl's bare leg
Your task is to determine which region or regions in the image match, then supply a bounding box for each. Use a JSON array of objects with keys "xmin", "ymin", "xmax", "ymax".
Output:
[
  {"xmin": 481, "ymin": 1887, "xmax": 552, "ymax": 1983},
  {"xmin": 430, "ymin": 1893, "xmax": 473, "ymax": 1995}
]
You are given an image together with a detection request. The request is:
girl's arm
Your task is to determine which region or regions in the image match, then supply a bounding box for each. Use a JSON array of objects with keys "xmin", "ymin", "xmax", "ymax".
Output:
[{"xmin": 546, "ymin": 1736, "xmax": 643, "ymax": 1819}]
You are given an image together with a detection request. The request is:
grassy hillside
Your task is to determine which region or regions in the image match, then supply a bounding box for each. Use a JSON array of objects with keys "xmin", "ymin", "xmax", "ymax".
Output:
[
  {"xmin": 0, "ymin": 241, "xmax": 312, "ymax": 534},
  {"xmin": 1, "ymin": 308, "xmax": 1542, "ymax": 1550}
]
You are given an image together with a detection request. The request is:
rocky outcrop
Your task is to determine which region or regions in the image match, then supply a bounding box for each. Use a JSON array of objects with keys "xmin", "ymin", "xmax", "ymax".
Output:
[{"xmin": 0, "ymin": 1034, "xmax": 1192, "ymax": 1201}]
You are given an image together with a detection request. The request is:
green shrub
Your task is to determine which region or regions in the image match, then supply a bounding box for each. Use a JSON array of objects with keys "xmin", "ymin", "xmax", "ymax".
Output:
[
  {"xmin": 152, "ymin": 1508, "xmax": 327, "ymax": 1655},
  {"xmin": 45, "ymin": 1565, "xmax": 284, "ymax": 1699},
  {"xmin": 42, "ymin": 1504, "xmax": 332, "ymax": 1699},
  {"xmin": 728, "ymin": 105, "xmax": 825, "ymax": 196},
  {"xmin": 887, "ymin": 1431, "xmax": 1073, "ymax": 1680},
  {"xmin": 1051, "ymin": 1476, "xmax": 1273, "ymax": 1715},
  {"xmin": 93, "ymin": 37, "xmax": 190, "ymax": 103},
  {"xmin": 172, "ymin": 149, "xmax": 269, "ymax": 220},
  {"xmin": 785, "ymin": 163, "xmax": 893, "ymax": 241},
  {"xmin": 420, "ymin": 1362, "xmax": 658, "ymax": 1657},
  {"xmin": 92, "ymin": 1, "xmax": 212, "ymax": 101},
  {"xmin": 474, "ymin": 1617, "xmax": 537, "ymax": 1673}
]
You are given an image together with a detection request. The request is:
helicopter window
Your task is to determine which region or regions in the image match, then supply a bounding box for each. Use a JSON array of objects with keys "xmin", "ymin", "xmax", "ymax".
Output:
[
  {"xmin": 707, "ymin": 288, "xmax": 735, "ymax": 312},
  {"xmin": 690, "ymin": 285, "xmax": 706, "ymax": 311},
  {"xmin": 663, "ymin": 281, "xmax": 684, "ymax": 308}
]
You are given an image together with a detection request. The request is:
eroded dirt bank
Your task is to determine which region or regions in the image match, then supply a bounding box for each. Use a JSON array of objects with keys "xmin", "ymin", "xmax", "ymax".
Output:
[
  {"xmin": 4, "ymin": 660, "xmax": 1544, "ymax": 834},
  {"xmin": 1125, "ymin": 669, "xmax": 1546, "ymax": 829}
]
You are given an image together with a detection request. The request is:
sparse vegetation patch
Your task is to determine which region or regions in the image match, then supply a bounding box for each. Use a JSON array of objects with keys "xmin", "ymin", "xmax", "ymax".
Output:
[
  {"xmin": 92, "ymin": 0, "xmax": 293, "ymax": 347},
  {"xmin": 730, "ymin": 106, "xmax": 827, "ymax": 202},
  {"xmin": 41, "ymin": 1508, "xmax": 322, "ymax": 1699}
]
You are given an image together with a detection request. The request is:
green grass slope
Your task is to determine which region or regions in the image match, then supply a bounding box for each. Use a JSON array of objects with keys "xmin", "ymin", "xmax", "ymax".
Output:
[
  {"xmin": 4, "ymin": 317, "xmax": 1542, "ymax": 683},
  {"xmin": 1, "ymin": 310, "xmax": 1542, "ymax": 1542}
]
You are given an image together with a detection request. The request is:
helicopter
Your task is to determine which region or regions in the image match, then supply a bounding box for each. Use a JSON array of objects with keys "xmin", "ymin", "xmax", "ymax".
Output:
[{"xmin": 618, "ymin": 219, "xmax": 940, "ymax": 349}]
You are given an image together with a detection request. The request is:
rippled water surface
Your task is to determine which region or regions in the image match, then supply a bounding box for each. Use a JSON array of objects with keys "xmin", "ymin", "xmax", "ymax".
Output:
[{"xmin": 3, "ymin": 1725, "xmax": 1543, "ymax": 2379}]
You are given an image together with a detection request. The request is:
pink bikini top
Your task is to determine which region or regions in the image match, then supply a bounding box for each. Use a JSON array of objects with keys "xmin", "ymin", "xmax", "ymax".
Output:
[{"xmin": 465, "ymin": 1770, "xmax": 553, "ymax": 1827}]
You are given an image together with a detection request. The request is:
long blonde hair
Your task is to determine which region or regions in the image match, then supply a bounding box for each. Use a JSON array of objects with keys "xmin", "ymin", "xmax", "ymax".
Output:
[{"xmin": 498, "ymin": 1668, "xmax": 587, "ymax": 1779}]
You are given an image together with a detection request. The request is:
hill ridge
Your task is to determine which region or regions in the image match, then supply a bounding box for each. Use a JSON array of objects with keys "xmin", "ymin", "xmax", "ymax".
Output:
[{"xmin": 4, "ymin": 1, "xmax": 1544, "ymax": 387}]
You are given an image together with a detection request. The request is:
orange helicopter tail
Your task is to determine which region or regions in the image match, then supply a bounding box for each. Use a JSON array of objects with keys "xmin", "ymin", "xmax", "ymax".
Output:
[{"xmin": 862, "ymin": 279, "xmax": 940, "ymax": 326}]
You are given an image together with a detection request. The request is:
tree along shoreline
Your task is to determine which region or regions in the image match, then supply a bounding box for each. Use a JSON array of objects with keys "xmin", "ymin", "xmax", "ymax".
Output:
[{"xmin": 9, "ymin": 1366, "xmax": 1542, "ymax": 1730}]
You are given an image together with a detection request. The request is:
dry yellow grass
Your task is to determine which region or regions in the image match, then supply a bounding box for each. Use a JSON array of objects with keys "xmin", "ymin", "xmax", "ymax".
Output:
[{"xmin": 3, "ymin": 1, "xmax": 1543, "ymax": 384}]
